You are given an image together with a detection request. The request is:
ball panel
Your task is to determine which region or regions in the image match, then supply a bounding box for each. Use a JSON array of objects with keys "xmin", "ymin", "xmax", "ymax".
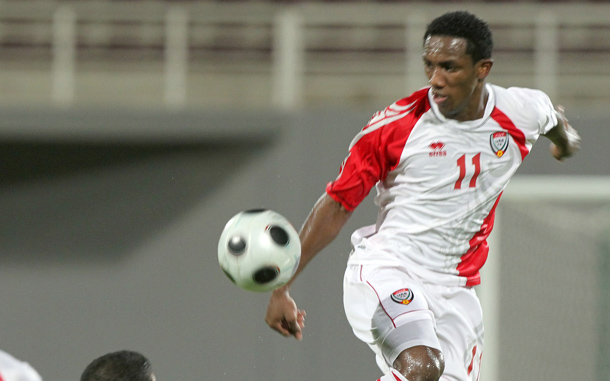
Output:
[
  {"xmin": 253, "ymin": 266, "xmax": 280, "ymax": 284},
  {"xmin": 243, "ymin": 208, "xmax": 268, "ymax": 214},
  {"xmin": 227, "ymin": 235, "xmax": 246, "ymax": 255},
  {"xmin": 268, "ymin": 225, "xmax": 289, "ymax": 246}
]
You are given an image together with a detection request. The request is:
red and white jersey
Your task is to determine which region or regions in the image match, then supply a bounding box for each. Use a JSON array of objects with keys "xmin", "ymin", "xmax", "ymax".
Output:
[
  {"xmin": 326, "ymin": 84, "xmax": 557, "ymax": 287},
  {"xmin": 0, "ymin": 350, "xmax": 42, "ymax": 381}
]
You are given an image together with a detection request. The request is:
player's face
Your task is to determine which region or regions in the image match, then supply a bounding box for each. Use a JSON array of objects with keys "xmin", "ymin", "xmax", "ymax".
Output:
[{"xmin": 423, "ymin": 35, "xmax": 492, "ymax": 121}]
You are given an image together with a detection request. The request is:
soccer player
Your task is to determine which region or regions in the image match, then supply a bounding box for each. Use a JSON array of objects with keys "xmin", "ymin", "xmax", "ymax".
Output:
[
  {"xmin": 80, "ymin": 350, "xmax": 155, "ymax": 381},
  {"xmin": 264, "ymin": 10, "xmax": 581, "ymax": 381},
  {"xmin": 0, "ymin": 350, "xmax": 42, "ymax": 381}
]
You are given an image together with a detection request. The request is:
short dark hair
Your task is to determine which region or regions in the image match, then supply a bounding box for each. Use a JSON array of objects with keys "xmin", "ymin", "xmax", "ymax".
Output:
[
  {"xmin": 424, "ymin": 11, "xmax": 494, "ymax": 63},
  {"xmin": 81, "ymin": 350, "xmax": 153, "ymax": 381}
]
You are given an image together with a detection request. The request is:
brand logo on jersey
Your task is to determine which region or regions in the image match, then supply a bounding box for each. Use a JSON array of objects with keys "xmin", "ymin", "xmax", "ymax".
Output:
[
  {"xmin": 390, "ymin": 288, "xmax": 414, "ymax": 305},
  {"xmin": 429, "ymin": 142, "xmax": 447, "ymax": 157},
  {"xmin": 490, "ymin": 132, "xmax": 509, "ymax": 157}
]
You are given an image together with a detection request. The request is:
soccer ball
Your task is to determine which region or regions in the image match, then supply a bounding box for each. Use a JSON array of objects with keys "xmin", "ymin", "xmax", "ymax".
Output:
[{"xmin": 217, "ymin": 209, "xmax": 301, "ymax": 292}]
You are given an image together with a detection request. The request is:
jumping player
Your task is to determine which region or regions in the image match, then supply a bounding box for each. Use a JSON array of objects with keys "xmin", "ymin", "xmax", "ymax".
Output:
[{"xmin": 265, "ymin": 11, "xmax": 580, "ymax": 381}]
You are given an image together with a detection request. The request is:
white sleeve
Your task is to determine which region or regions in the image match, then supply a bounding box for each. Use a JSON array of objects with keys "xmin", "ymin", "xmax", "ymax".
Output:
[
  {"xmin": 531, "ymin": 89, "xmax": 558, "ymax": 135},
  {"xmin": 507, "ymin": 87, "xmax": 558, "ymax": 135}
]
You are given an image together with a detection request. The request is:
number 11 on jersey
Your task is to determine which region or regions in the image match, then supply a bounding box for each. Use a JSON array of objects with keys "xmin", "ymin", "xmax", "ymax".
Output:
[{"xmin": 455, "ymin": 153, "xmax": 481, "ymax": 189}]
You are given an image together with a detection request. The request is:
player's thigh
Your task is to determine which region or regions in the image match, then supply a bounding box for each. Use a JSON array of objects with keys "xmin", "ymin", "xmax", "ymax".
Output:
[
  {"xmin": 434, "ymin": 287, "xmax": 484, "ymax": 381},
  {"xmin": 343, "ymin": 264, "xmax": 442, "ymax": 369}
]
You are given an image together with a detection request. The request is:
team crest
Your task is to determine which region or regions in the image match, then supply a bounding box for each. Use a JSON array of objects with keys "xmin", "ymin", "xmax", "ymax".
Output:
[
  {"xmin": 390, "ymin": 288, "xmax": 414, "ymax": 305},
  {"xmin": 490, "ymin": 131, "xmax": 509, "ymax": 157}
]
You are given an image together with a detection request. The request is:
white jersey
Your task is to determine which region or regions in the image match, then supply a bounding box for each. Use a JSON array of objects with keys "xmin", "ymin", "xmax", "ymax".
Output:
[
  {"xmin": 0, "ymin": 350, "xmax": 42, "ymax": 381},
  {"xmin": 327, "ymin": 84, "xmax": 557, "ymax": 286}
]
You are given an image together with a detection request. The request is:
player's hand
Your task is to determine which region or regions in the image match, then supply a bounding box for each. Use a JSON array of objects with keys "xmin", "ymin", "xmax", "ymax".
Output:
[
  {"xmin": 265, "ymin": 287, "xmax": 306, "ymax": 341},
  {"xmin": 550, "ymin": 105, "xmax": 581, "ymax": 161}
]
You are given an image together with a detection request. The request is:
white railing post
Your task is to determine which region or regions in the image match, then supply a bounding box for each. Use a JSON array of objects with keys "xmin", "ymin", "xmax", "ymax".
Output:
[
  {"xmin": 165, "ymin": 6, "xmax": 189, "ymax": 109},
  {"xmin": 52, "ymin": 5, "xmax": 76, "ymax": 108},
  {"xmin": 272, "ymin": 7, "xmax": 303, "ymax": 110},
  {"xmin": 535, "ymin": 10, "xmax": 559, "ymax": 101},
  {"xmin": 405, "ymin": 11, "xmax": 427, "ymax": 94}
]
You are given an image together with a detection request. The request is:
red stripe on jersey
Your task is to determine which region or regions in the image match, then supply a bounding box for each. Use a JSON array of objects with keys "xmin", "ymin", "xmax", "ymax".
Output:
[
  {"xmin": 467, "ymin": 345, "xmax": 477, "ymax": 375},
  {"xmin": 457, "ymin": 193, "xmax": 502, "ymax": 286},
  {"xmin": 0, "ymin": 373, "xmax": 4, "ymax": 381},
  {"xmin": 476, "ymin": 352, "xmax": 483, "ymax": 381},
  {"xmin": 326, "ymin": 88, "xmax": 431, "ymax": 211},
  {"xmin": 490, "ymin": 108, "xmax": 529, "ymax": 160}
]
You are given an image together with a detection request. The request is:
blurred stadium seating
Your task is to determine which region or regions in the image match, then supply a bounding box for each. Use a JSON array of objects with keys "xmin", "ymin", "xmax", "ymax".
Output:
[{"xmin": 0, "ymin": 0, "xmax": 608, "ymax": 110}]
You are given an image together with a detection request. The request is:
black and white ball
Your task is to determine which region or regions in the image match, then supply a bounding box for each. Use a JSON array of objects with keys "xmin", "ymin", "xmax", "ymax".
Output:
[{"xmin": 217, "ymin": 209, "xmax": 301, "ymax": 292}]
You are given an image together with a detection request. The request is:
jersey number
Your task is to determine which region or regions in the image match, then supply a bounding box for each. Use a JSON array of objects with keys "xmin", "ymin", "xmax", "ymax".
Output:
[{"xmin": 455, "ymin": 153, "xmax": 481, "ymax": 189}]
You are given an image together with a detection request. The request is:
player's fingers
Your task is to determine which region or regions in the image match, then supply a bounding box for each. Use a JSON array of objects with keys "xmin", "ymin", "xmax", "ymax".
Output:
[
  {"xmin": 267, "ymin": 313, "xmax": 293, "ymax": 336},
  {"xmin": 293, "ymin": 330, "xmax": 303, "ymax": 341},
  {"xmin": 281, "ymin": 318, "xmax": 303, "ymax": 341},
  {"xmin": 297, "ymin": 309, "xmax": 306, "ymax": 329},
  {"xmin": 289, "ymin": 321, "xmax": 303, "ymax": 341},
  {"xmin": 271, "ymin": 320, "xmax": 292, "ymax": 337}
]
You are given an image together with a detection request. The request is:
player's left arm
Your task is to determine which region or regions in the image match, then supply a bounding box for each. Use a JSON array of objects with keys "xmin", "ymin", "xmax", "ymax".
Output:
[{"xmin": 544, "ymin": 105, "xmax": 581, "ymax": 161}]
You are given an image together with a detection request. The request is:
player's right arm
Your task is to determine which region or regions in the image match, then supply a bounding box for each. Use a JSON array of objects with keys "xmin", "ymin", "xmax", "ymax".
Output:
[{"xmin": 265, "ymin": 193, "xmax": 352, "ymax": 340}]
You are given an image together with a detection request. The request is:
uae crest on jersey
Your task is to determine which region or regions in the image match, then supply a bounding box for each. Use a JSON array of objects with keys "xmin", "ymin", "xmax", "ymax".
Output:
[
  {"xmin": 490, "ymin": 131, "xmax": 509, "ymax": 157},
  {"xmin": 391, "ymin": 288, "xmax": 414, "ymax": 305}
]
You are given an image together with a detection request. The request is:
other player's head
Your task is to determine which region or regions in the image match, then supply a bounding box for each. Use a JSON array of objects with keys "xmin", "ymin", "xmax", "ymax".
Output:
[
  {"xmin": 424, "ymin": 11, "xmax": 493, "ymax": 64},
  {"xmin": 422, "ymin": 11, "xmax": 494, "ymax": 121},
  {"xmin": 80, "ymin": 350, "xmax": 155, "ymax": 381}
]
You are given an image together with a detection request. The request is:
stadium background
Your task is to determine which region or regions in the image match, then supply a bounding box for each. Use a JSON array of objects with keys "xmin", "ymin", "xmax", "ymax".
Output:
[{"xmin": 0, "ymin": 1, "xmax": 608, "ymax": 380}]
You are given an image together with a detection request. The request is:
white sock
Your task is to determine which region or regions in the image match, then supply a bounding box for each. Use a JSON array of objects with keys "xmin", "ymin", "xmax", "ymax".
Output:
[{"xmin": 376, "ymin": 368, "xmax": 408, "ymax": 381}]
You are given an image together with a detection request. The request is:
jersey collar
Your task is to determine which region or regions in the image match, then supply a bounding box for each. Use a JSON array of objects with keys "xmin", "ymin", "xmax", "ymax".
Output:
[{"xmin": 428, "ymin": 83, "xmax": 496, "ymax": 129}]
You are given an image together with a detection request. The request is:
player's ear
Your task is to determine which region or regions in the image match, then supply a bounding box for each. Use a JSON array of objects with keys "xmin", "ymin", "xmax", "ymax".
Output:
[{"xmin": 476, "ymin": 58, "xmax": 493, "ymax": 80}]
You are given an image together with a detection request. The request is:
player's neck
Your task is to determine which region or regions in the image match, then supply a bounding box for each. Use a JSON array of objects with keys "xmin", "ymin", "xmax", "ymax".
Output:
[{"xmin": 455, "ymin": 83, "xmax": 489, "ymax": 122}]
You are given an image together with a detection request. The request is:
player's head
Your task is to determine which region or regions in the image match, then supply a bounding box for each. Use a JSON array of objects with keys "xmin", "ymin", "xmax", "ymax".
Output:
[
  {"xmin": 424, "ymin": 11, "xmax": 493, "ymax": 64},
  {"xmin": 80, "ymin": 350, "xmax": 155, "ymax": 381},
  {"xmin": 422, "ymin": 11, "xmax": 494, "ymax": 121}
]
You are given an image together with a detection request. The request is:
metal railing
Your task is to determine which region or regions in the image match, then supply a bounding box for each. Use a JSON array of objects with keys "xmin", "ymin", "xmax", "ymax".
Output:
[{"xmin": 1, "ymin": 1, "xmax": 609, "ymax": 110}]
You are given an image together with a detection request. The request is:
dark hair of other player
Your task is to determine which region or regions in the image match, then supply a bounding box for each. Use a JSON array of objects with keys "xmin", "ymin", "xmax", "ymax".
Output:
[
  {"xmin": 424, "ymin": 11, "xmax": 494, "ymax": 63},
  {"xmin": 80, "ymin": 350, "xmax": 155, "ymax": 381}
]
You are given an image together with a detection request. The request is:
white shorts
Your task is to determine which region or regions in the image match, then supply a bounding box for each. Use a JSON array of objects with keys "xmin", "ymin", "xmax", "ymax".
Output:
[{"xmin": 343, "ymin": 263, "xmax": 484, "ymax": 381}]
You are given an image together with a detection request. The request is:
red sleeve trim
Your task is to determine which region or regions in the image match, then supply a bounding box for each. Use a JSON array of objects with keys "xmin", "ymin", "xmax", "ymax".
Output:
[{"xmin": 325, "ymin": 182, "xmax": 357, "ymax": 212}]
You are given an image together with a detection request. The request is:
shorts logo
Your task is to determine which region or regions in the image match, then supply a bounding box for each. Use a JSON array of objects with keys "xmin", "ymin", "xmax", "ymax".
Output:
[
  {"xmin": 490, "ymin": 131, "xmax": 509, "ymax": 157},
  {"xmin": 390, "ymin": 288, "xmax": 414, "ymax": 305}
]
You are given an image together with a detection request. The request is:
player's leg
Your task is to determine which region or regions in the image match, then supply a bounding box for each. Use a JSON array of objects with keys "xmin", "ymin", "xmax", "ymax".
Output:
[
  {"xmin": 375, "ymin": 348, "xmax": 444, "ymax": 381},
  {"xmin": 393, "ymin": 345, "xmax": 444, "ymax": 380},
  {"xmin": 343, "ymin": 263, "xmax": 444, "ymax": 381},
  {"xmin": 371, "ymin": 286, "xmax": 482, "ymax": 381},
  {"xmin": 428, "ymin": 285, "xmax": 484, "ymax": 381}
]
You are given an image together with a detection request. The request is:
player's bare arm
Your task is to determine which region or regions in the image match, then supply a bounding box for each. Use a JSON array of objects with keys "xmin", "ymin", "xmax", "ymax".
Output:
[
  {"xmin": 545, "ymin": 105, "xmax": 581, "ymax": 161},
  {"xmin": 266, "ymin": 194, "xmax": 352, "ymax": 340}
]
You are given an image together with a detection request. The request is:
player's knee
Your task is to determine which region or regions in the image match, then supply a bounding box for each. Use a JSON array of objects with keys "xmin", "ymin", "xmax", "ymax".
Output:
[{"xmin": 393, "ymin": 345, "xmax": 444, "ymax": 381}]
